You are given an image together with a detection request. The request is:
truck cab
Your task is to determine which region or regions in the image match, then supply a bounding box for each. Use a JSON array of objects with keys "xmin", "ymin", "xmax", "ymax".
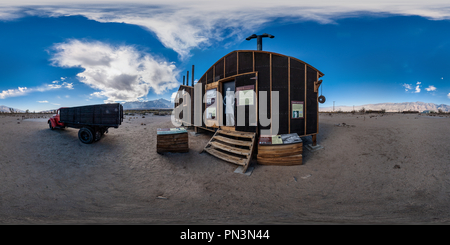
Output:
[{"xmin": 48, "ymin": 108, "xmax": 65, "ymax": 130}]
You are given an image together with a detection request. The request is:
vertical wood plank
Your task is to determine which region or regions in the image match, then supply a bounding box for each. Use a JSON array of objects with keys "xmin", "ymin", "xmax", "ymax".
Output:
[
  {"xmin": 304, "ymin": 63, "xmax": 307, "ymax": 135},
  {"xmin": 256, "ymin": 71, "xmax": 259, "ymax": 136},
  {"xmin": 317, "ymin": 71, "xmax": 319, "ymax": 134},
  {"xmin": 270, "ymin": 53, "xmax": 272, "ymax": 136},
  {"xmin": 253, "ymin": 51, "xmax": 255, "ymax": 72},
  {"xmin": 237, "ymin": 51, "xmax": 239, "ymax": 74},
  {"xmin": 288, "ymin": 57, "xmax": 291, "ymax": 134}
]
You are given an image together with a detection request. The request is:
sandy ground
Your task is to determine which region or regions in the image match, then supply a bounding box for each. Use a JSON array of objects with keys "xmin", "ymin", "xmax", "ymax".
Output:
[{"xmin": 1, "ymin": 112, "xmax": 450, "ymax": 224}]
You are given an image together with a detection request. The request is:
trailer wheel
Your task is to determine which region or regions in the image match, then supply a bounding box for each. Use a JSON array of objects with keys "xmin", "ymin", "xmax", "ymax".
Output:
[
  {"xmin": 94, "ymin": 128, "xmax": 102, "ymax": 142},
  {"xmin": 78, "ymin": 127, "xmax": 94, "ymax": 144}
]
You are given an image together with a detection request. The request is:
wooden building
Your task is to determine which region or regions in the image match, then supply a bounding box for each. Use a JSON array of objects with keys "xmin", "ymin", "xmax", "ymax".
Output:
[{"xmin": 174, "ymin": 50, "xmax": 324, "ymax": 170}]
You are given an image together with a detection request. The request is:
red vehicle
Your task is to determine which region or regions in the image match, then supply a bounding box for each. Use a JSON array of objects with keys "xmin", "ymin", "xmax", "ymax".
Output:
[{"xmin": 48, "ymin": 103, "xmax": 123, "ymax": 144}]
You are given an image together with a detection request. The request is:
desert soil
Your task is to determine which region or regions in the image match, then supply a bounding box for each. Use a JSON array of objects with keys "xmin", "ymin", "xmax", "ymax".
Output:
[{"xmin": 1, "ymin": 112, "xmax": 450, "ymax": 224}]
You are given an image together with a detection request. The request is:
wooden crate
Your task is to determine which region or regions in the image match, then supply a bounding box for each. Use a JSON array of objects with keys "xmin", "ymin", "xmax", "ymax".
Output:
[
  {"xmin": 157, "ymin": 128, "xmax": 189, "ymax": 153},
  {"xmin": 257, "ymin": 133, "xmax": 303, "ymax": 165}
]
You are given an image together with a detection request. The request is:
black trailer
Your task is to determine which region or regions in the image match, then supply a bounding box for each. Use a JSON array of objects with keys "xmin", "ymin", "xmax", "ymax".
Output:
[{"xmin": 52, "ymin": 103, "xmax": 124, "ymax": 144}]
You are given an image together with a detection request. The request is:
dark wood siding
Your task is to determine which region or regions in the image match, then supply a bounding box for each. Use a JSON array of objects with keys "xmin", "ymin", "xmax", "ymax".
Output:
[
  {"xmin": 272, "ymin": 54, "xmax": 289, "ymax": 134},
  {"xmin": 254, "ymin": 52, "xmax": 271, "ymax": 134},
  {"xmin": 206, "ymin": 68, "xmax": 213, "ymax": 84},
  {"xmin": 289, "ymin": 58, "xmax": 305, "ymax": 135},
  {"xmin": 235, "ymin": 73, "xmax": 257, "ymax": 133},
  {"xmin": 215, "ymin": 58, "xmax": 224, "ymax": 81},
  {"xmin": 238, "ymin": 51, "xmax": 253, "ymax": 74},
  {"xmin": 225, "ymin": 52, "xmax": 237, "ymax": 77},
  {"xmin": 306, "ymin": 66, "xmax": 318, "ymax": 134}
]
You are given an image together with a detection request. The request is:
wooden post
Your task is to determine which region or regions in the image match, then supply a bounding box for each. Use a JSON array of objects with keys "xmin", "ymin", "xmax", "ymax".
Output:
[
  {"xmin": 288, "ymin": 57, "xmax": 290, "ymax": 134},
  {"xmin": 312, "ymin": 134, "xmax": 317, "ymax": 146}
]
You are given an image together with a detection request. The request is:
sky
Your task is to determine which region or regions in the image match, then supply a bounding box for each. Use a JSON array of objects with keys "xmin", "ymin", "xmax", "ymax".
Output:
[{"xmin": 1, "ymin": 1, "xmax": 450, "ymax": 111}]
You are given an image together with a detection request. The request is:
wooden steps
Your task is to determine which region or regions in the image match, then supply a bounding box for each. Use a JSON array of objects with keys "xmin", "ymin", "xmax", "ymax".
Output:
[{"xmin": 202, "ymin": 129, "xmax": 256, "ymax": 172}]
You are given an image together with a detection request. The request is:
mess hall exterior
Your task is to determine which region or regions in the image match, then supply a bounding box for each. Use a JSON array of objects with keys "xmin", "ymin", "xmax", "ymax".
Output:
[{"xmin": 173, "ymin": 50, "xmax": 324, "ymax": 170}]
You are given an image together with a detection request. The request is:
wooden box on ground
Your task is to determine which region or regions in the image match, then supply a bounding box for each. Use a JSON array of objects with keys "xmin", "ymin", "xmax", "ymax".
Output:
[
  {"xmin": 157, "ymin": 128, "xmax": 189, "ymax": 153},
  {"xmin": 257, "ymin": 133, "xmax": 303, "ymax": 165}
]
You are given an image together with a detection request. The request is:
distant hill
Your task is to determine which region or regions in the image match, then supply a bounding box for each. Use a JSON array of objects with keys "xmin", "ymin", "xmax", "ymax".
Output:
[
  {"xmin": 320, "ymin": 101, "xmax": 450, "ymax": 112},
  {"xmin": 122, "ymin": 98, "xmax": 173, "ymax": 110},
  {"xmin": 0, "ymin": 105, "xmax": 25, "ymax": 113}
]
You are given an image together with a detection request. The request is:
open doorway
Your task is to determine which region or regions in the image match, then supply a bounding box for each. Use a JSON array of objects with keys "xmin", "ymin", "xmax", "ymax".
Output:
[{"xmin": 222, "ymin": 80, "xmax": 235, "ymax": 127}]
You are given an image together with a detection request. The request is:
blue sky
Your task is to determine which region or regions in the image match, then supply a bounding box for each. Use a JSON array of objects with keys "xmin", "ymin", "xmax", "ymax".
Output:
[{"xmin": 1, "ymin": 1, "xmax": 450, "ymax": 111}]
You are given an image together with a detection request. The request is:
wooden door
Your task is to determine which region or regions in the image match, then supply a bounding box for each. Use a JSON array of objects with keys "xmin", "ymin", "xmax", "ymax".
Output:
[{"xmin": 234, "ymin": 73, "xmax": 257, "ymax": 132}]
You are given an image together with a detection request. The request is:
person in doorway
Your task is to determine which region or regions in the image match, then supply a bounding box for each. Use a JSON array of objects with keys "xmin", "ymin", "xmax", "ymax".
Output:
[{"xmin": 224, "ymin": 87, "xmax": 235, "ymax": 126}]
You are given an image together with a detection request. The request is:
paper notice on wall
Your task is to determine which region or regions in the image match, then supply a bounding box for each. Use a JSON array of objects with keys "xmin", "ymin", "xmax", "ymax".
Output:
[
  {"xmin": 239, "ymin": 90, "xmax": 254, "ymax": 106},
  {"xmin": 206, "ymin": 107, "xmax": 216, "ymax": 119},
  {"xmin": 271, "ymin": 135, "xmax": 283, "ymax": 144},
  {"xmin": 236, "ymin": 85, "xmax": 254, "ymax": 106},
  {"xmin": 292, "ymin": 101, "xmax": 304, "ymax": 119}
]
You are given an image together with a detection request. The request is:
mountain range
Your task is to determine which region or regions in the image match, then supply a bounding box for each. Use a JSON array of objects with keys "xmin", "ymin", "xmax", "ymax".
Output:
[
  {"xmin": 121, "ymin": 98, "xmax": 173, "ymax": 110},
  {"xmin": 319, "ymin": 101, "xmax": 450, "ymax": 112},
  {"xmin": 2, "ymin": 100, "xmax": 449, "ymax": 113},
  {"xmin": 0, "ymin": 105, "xmax": 24, "ymax": 113}
]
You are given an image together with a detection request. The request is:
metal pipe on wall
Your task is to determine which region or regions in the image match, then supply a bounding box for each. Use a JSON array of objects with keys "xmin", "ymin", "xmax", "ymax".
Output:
[
  {"xmin": 191, "ymin": 65, "xmax": 195, "ymax": 86},
  {"xmin": 186, "ymin": 71, "xmax": 189, "ymax": 87}
]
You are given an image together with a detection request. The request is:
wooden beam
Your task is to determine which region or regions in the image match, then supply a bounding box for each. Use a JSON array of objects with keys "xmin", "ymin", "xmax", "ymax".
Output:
[
  {"xmin": 237, "ymin": 51, "xmax": 239, "ymax": 74},
  {"xmin": 205, "ymin": 81, "xmax": 219, "ymax": 90},
  {"xmin": 270, "ymin": 53, "xmax": 272, "ymax": 136},
  {"xmin": 252, "ymin": 51, "xmax": 255, "ymax": 72},
  {"xmin": 314, "ymin": 79, "xmax": 322, "ymax": 93},
  {"xmin": 317, "ymin": 72, "xmax": 320, "ymax": 135},
  {"xmin": 288, "ymin": 57, "xmax": 291, "ymax": 134},
  {"xmin": 304, "ymin": 63, "xmax": 307, "ymax": 135}
]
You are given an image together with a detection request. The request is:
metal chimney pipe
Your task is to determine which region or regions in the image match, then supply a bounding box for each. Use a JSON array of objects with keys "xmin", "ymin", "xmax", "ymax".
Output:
[
  {"xmin": 257, "ymin": 36, "xmax": 262, "ymax": 51},
  {"xmin": 186, "ymin": 71, "xmax": 189, "ymax": 86},
  {"xmin": 246, "ymin": 33, "xmax": 274, "ymax": 51},
  {"xmin": 191, "ymin": 65, "xmax": 195, "ymax": 86},
  {"xmin": 183, "ymin": 75, "xmax": 185, "ymax": 85}
]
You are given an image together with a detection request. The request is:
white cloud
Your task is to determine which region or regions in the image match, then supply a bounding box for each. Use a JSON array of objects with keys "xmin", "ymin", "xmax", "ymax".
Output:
[
  {"xmin": 38, "ymin": 100, "xmax": 49, "ymax": 103},
  {"xmin": 3, "ymin": 1, "xmax": 450, "ymax": 59},
  {"xmin": 63, "ymin": 82, "xmax": 74, "ymax": 89},
  {"xmin": 403, "ymin": 83, "xmax": 412, "ymax": 91},
  {"xmin": 50, "ymin": 39, "xmax": 179, "ymax": 103},
  {"xmin": 414, "ymin": 84, "xmax": 421, "ymax": 93},
  {"xmin": 448, "ymin": 93, "xmax": 450, "ymax": 99},
  {"xmin": 403, "ymin": 82, "xmax": 422, "ymax": 93},
  {"xmin": 425, "ymin": 85, "xmax": 437, "ymax": 91},
  {"xmin": 0, "ymin": 80, "xmax": 73, "ymax": 99},
  {"xmin": 0, "ymin": 87, "xmax": 29, "ymax": 99}
]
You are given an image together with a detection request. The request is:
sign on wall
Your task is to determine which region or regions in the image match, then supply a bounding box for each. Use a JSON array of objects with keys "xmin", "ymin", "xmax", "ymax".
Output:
[
  {"xmin": 206, "ymin": 88, "xmax": 217, "ymax": 119},
  {"xmin": 236, "ymin": 85, "xmax": 255, "ymax": 106},
  {"xmin": 291, "ymin": 101, "xmax": 304, "ymax": 119}
]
